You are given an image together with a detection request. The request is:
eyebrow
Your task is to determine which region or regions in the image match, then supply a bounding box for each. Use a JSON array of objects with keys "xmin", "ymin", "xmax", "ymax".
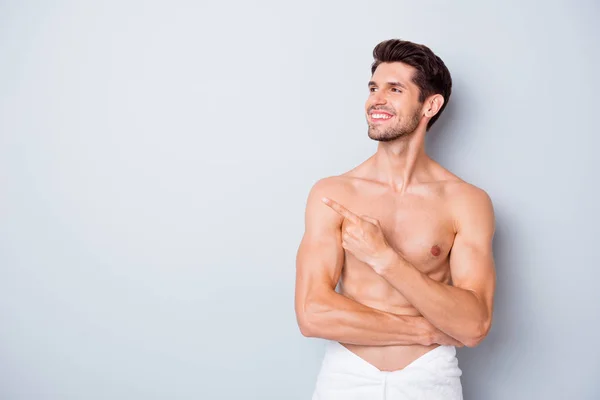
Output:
[{"xmin": 368, "ymin": 81, "xmax": 408, "ymax": 90}]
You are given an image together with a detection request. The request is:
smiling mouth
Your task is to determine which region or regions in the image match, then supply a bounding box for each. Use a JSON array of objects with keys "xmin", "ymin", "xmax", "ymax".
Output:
[{"xmin": 369, "ymin": 112, "xmax": 394, "ymax": 122}]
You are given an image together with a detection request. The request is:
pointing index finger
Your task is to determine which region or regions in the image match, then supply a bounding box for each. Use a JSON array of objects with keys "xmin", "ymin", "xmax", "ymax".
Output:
[{"xmin": 322, "ymin": 197, "xmax": 360, "ymax": 224}]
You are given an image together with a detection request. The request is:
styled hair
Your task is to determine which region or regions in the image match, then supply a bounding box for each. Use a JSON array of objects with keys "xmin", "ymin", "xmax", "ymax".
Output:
[{"xmin": 371, "ymin": 39, "xmax": 452, "ymax": 130}]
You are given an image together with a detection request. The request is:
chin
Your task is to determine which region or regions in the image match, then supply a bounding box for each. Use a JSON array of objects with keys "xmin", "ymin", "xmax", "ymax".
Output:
[
  {"xmin": 368, "ymin": 129, "xmax": 410, "ymax": 142},
  {"xmin": 368, "ymin": 133, "xmax": 394, "ymax": 142},
  {"xmin": 368, "ymin": 128, "xmax": 393, "ymax": 141}
]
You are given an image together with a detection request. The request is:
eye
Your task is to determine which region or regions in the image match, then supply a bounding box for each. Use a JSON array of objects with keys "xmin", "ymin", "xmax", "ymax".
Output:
[
  {"xmin": 369, "ymin": 87, "xmax": 377, "ymax": 92},
  {"xmin": 391, "ymin": 87, "xmax": 402, "ymax": 93}
]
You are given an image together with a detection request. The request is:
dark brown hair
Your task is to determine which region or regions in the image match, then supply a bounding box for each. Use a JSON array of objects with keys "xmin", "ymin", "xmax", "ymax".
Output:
[{"xmin": 371, "ymin": 39, "xmax": 452, "ymax": 131}]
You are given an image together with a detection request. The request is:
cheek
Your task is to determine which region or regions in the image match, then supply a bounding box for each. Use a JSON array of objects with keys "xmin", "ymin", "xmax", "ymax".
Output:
[{"xmin": 395, "ymin": 100, "xmax": 420, "ymax": 118}]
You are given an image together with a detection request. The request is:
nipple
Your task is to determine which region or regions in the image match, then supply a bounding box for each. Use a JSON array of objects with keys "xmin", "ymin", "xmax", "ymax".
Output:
[{"xmin": 430, "ymin": 245, "xmax": 441, "ymax": 257}]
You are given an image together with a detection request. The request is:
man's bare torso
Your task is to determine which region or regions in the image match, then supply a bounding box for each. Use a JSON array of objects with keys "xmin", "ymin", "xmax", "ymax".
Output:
[{"xmin": 330, "ymin": 161, "xmax": 466, "ymax": 371}]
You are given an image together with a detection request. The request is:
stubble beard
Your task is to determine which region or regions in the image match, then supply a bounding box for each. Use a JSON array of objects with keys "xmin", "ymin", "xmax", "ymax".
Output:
[{"xmin": 368, "ymin": 110, "xmax": 422, "ymax": 142}]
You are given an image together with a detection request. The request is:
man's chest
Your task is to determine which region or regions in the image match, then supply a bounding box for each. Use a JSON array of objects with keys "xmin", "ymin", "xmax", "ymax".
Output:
[{"xmin": 342, "ymin": 195, "xmax": 456, "ymax": 273}]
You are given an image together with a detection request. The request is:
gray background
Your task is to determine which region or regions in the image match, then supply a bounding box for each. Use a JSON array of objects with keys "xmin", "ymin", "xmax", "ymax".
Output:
[{"xmin": 1, "ymin": 0, "xmax": 599, "ymax": 399}]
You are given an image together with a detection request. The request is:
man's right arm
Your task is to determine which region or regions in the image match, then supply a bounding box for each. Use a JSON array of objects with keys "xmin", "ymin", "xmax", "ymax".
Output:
[{"xmin": 294, "ymin": 177, "xmax": 461, "ymax": 347}]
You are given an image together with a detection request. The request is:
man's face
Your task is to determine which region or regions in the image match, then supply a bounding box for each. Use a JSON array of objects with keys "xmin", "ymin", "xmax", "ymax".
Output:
[{"xmin": 365, "ymin": 62, "xmax": 424, "ymax": 142}]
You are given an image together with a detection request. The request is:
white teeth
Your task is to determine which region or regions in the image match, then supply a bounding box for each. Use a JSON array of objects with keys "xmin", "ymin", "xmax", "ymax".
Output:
[{"xmin": 372, "ymin": 113, "xmax": 391, "ymax": 119}]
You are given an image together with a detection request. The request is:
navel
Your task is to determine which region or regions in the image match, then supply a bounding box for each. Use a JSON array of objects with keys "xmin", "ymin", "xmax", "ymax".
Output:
[{"xmin": 430, "ymin": 245, "xmax": 441, "ymax": 257}]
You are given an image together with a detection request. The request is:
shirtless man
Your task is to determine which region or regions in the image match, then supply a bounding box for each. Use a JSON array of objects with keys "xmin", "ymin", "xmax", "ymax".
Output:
[{"xmin": 295, "ymin": 39, "xmax": 496, "ymax": 399}]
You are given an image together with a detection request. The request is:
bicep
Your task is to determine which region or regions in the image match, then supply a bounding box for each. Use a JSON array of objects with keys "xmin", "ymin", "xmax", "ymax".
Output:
[
  {"xmin": 449, "ymin": 189, "xmax": 496, "ymax": 313},
  {"xmin": 295, "ymin": 179, "xmax": 345, "ymax": 318}
]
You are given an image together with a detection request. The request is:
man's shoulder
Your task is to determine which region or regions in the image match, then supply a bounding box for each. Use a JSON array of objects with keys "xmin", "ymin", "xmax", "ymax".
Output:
[
  {"xmin": 308, "ymin": 175, "xmax": 357, "ymax": 199},
  {"xmin": 444, "ymin": 179, "xmax": 491, "ymax": 203},
  {"xmin": 442, "ymin": 179, "xmax": 495, "ymax": 227},
  {"xmin": 433, "ymin": 163, "xmax": 490, "ymax": 203},
  {"xmin": 425, "ymin": 161, "xmax": 488, "ymax": 201}
]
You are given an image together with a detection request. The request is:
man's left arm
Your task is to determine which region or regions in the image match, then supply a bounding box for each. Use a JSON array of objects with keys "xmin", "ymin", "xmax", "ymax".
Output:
[{"xmin": 378, "ymin": 187, "xmax": 496, "ymax": 347}]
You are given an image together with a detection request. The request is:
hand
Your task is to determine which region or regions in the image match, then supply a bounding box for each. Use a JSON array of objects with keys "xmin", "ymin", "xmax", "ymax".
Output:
[
  {"xmin": 420, "ymin": 318, "xmax": 465, "ymax": 347},
  {"xmin": 419, "ymin": 317, "xmax": 464, "ymax": 347},
  {"xmin": 322, "ymin": 197, "xmax": 397, "ymax": 273}
]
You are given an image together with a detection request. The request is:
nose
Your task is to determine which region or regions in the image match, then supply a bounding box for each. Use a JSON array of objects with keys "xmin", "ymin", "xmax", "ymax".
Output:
[{"xmin": 370, "ymin": 90, "xmax": 387, "ymax": 107}]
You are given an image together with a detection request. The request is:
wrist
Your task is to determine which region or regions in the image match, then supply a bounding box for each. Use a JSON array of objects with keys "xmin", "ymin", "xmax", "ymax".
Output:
[
  {"xmin": 417, "ymin": 317, "xmax": 436, "ymax": 346},
  {"xmin": 373, "ymin": 247, "xmax": 402, "ymax": 275}
]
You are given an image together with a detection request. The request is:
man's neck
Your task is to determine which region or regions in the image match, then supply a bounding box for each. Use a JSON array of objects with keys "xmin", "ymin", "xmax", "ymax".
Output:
[{"xmin": 371, "ymin": 131, "xmax": 431, "ymax": 193}]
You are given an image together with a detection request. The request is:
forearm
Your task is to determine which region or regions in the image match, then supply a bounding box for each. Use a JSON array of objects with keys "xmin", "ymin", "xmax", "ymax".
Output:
[
  {"xmin": 380, "ymin": 256, "xmax": 489, "ymax": 346},
  {"xmin": 300, "ymin": 290, "xmax": 434, "ymax": 346}
]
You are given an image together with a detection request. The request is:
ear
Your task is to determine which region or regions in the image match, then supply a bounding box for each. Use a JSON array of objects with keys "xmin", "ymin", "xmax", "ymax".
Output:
[{"xmin": 423, "ymin": 94, "xmax": 445, "ymax": 118}]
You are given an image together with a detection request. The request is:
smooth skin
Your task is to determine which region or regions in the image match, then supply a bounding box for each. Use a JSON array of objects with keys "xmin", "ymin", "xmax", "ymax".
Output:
[{"xmin": 295, "ymin": 61, "xmax": 496, "ymax": 372}]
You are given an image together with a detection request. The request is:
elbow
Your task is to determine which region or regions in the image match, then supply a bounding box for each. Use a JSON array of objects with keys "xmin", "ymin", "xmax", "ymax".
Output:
[
  {"xmin": 297, "ymin": 310, "xmax": 324, "ymax": 338},
  {"xmin": 462, "ymin": 336, "xmax": 484, "ymax": 348},
  {"xmin": 296, "ymin": 306, "xmax": 316, "ymax": 337},
  {"xmin": 297, "ymin": 315, "xmax": 317, "ymax": 338},
  {"xmin": 463, "ymin": 318, "xmax": 492, "ymax": 348},
  {"xmin": 296, "ymin": 295, "xmax": 331, "ymax": 338}
]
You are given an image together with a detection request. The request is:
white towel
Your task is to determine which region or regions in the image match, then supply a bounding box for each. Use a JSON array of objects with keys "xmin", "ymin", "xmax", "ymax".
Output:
[{"xmin": 312, "ymin": 341, "xmax": 463, "ymax": 400}]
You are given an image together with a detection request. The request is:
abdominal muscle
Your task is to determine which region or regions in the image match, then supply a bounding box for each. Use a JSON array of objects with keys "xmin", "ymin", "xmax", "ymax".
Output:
[{"xmin": 339, "ymin": 276, "xmax": 441, "ymax": 372}]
